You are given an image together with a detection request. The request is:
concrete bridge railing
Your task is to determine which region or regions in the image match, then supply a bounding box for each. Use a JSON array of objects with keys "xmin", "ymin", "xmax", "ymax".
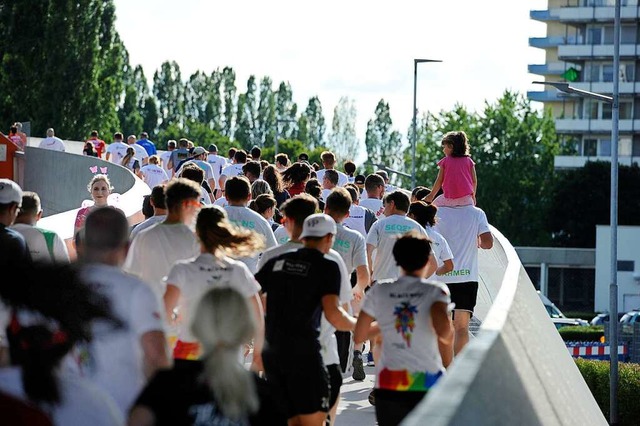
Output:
[{"xmin": 403, "ymin": 226, "xmax": 607, "ymax": 426}]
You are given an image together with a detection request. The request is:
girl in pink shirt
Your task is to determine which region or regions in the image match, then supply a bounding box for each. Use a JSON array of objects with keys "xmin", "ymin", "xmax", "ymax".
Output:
[{"xmin": 425, "ymin": 130, "xmax": 477, "ymax": 207}]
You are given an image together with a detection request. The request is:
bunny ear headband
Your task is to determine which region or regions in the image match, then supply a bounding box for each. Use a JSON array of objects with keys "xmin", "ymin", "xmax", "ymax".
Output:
[{"xmin": 89, "ymin": 166, "xmax": 108, "ymax": 174}]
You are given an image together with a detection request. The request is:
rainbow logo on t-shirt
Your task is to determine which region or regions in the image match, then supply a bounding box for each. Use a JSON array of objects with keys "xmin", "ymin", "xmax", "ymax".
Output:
[{"xmin": 378, "ymin": 368, "xmax": 443, "ymax": 391}]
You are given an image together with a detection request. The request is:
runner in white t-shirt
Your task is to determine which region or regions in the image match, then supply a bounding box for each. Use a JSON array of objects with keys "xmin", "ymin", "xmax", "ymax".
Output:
[
  {"xmin": 164, "ymin": 205, "xmax": 265, "ymax": 367},
  {"xmin": 359, "ymin": 173, "xmax": 386, "ymax": 218},
  {"xmin": 316, "ymin": 150, "xmax": 349, "ymax": 187},
  {"xmin": 366, "ymin": 191, "xmax": 433, "ymax": 283},
  {"xmin": 73, "ymin": 207, "xmax": 169, "ymax": 417},
  {"xmin": 223, "ymin": 176, "xmax": 277, "ymax": 273},
  {"xmin": 433, "ymin": 204, "xmax": 493, "ymax": 355},
  {"xmin": 408, "ymin": 200, "xmax": 454, "ymax": 279},
  {"xmin": 140, "ymin": 155, "xmax": 169, "ymax": 190},
  {"xmin": 324, "ymin": 188, "xmax": 370, "ymax": 383},
  {"xmin": 354, "ymin": 232, "xmax": 453, "ymax": 426},
  {"xmin": 124, "ymin": 178, "xmax": 202, "ymax": 305},
  {"xmin": 11, "ymin": 191, "xmax": 69, "ymax": 264},
  {"xmin": 206, "ymin": 144, "xmax": 227, "ymax": 194},
  {"xmin": 105, "ymin": 132, "xmax": 129, "ymax": 164},
  {"xmin": 343, "ymin": 184, "xmax": 377, "ymax": 238}
]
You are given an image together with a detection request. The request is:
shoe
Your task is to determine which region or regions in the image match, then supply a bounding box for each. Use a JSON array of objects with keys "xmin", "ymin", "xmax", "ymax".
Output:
[
  {"xmin": 368, "ymin": 389, "xmax": 375, "ymax": 406},
  {"xmin": 352, "ymin": 350, "xmax": 365, "ymax": 381},
  {"xmin": 366, "ymin": 351, "xmax": 375, "ymax": 366}
]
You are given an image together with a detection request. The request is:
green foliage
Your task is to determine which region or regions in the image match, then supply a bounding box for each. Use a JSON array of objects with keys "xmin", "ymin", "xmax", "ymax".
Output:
[
  {"xmin": 156, "ymin": 120, "xmax": 232, "ymax": 153},
  {"xmin": 0, "ymin": 0, "xmax": 127, "ymax": 139},
  {"xmin": 547, "ymin": 161, "xmax": 640, "ymax": 247},
  {"xmin": 328, "ymin": 96, "xmax": 359, "ymax": 162},
  {"xmin": 261, "ymin": 139, "xmax": 328, "ymax": 167},
  {"xmin": 153, "ymin": 61, "xmax": 185, "ymax": 131},
  {"xmin": 559, "ymin": 326, "xmax": 604, "ymax": 342},
  {"xmin": 365, "ymin": 99, "xmax": 403, "ymax": 175},
  {"xmin": 405, "ymin": 92, "xmax": 559, "ymax": 246},
  {"xmin": 303, "ymin": 96, "xmax": 326, "ymax": 149},
  {"xmin": 564, "ymin": 311, "xmax": 598, "ymax": 321},
  {"xmin": 575, "ymin": 359, "xmax": 640, "ymax": 424}
]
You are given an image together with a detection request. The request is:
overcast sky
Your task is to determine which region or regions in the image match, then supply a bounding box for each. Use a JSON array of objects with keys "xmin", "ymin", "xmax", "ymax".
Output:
[{"xmin": 113, "ymin": 0, "xmax": 549, "ymax": 146}]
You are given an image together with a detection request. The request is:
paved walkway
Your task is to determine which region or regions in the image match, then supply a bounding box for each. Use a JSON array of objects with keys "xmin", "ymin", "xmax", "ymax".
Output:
[{"xmin": 336, "ymin": 364, "xmax": 377, "ymax": 425}]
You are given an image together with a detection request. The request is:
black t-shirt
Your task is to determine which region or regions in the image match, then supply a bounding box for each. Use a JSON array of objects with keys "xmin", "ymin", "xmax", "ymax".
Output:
[
  {"xmin": 134, "ymin": 360, "xmax": 286, "ymax": 426},
  {"xmin": 254, "ymin": 248, "xmax": 341, "ymax": 350},
  {"xmin": 0, "ymin": 224, "xmax": 31, "ymax": 267}
]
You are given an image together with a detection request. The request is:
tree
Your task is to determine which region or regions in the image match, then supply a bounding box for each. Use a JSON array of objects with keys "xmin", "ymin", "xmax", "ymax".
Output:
[
  {"xmin": 221, "ymin": 66, "xmax": 237, "ymax": 138},
  {"xmin": 235, "ymin": 75, "xmax": 258, "ymax": 149},
  {"xmin": 303, "ymin": 96, "xmax": 326, "ymax": 149},
  {"xmin": 153, "ymin": 60, "xmax": 184, "ymax": 130},
  {"xmin": 275, "ymin": 81, "xmax": 297, "ymax": 139},
  {"xmin": 328, "ymin": 96, "xmax": 359, "ymax": 162},
  {"xmin": 547, "ymin": 162, "xmax": 640, "ymax": 247},
  {"xmin": 256, "ymin": 76, "xmax": 275, "ymax": 147},
  {"xmin": 364, "ymin": 99, "xmax": 403, "ymax": 174},
  {"xmin": 0, "ymin": 0, "xmax": 128, "ymax": 139}
]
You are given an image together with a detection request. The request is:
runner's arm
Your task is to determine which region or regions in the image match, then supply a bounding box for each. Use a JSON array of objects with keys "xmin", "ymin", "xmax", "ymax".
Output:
[
  {"xmin": 140, "ymin": 330, "xmax": 171, "ymax": 379},
  {"xmin": 322, "ymin": 294, "xmax": 356, "ymax": 332},
  {"xmin": 478, "ymin": 231, "xmax": 494, "ymax": 249},
  {"xmin": 431, "ymin": 301, "xmax": 454, "ymax": 368}
]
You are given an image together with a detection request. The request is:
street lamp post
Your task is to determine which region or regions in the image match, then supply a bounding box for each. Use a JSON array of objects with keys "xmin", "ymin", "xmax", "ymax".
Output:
[
  {"xmin": 274, "ymin": 118, "xmax": 297, "ymax": 156},
  {"xmin": 531, "ymin": 3, "xmax": 620, "ymax": 421},
  {"xmin": 411, "ymin": 59, "xmax": 442, "ymax": 189}
]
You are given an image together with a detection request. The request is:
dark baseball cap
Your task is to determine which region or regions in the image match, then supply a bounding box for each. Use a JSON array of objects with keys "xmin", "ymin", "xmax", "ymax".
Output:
[
  {"xmin": 208, "ymin": 144, "xmax": 218, "ymax": 152},
  {"xmin": 354, "ymin": 174, "xmax": 366, "ymax": 185},
  {"xmin": 298, "ymin": 152, "xmax": 309, "ymax": 162}
]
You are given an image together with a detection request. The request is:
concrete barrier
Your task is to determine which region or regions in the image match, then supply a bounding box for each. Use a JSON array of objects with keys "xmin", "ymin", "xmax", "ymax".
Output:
[
  {"xmin": 403, "ymin": 226, "xmax": 607, "ymax": 426},
  {"xmin": 22, "ymin": 145, "xmax": 150, "ymax": 259}
]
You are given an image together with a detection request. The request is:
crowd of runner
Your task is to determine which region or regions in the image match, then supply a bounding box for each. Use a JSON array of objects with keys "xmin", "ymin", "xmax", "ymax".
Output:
[{"xmin": 0, "ymin": 129, "xmax": 493, "ymax": 426}]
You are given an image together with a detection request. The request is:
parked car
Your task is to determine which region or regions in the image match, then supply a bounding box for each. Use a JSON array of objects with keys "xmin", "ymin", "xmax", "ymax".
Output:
[
  {"xmin": 537, "ymin": 291, "xmax": 589, "ymax": 329},
  {"xmin": 590, "ymin": 312, "xmax": 625, "ymax": 326},
  {"xmin": 620, "ymin": 310, "xmax": 640, "ymax": 333}
]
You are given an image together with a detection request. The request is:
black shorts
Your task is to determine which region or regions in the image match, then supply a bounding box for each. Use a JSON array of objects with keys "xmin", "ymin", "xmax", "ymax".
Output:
[
  {"xmin": 374, "ymin": 389, "xmax": 427, "ymax": 426},
  {"xmin": 262, "ymin": 351, "xmax": 330, "ymax": 418},
  {"xmin": 327, "ymin": 363, "xmax": 343, "ymax": 407},
  {"xmin": 446, "ymin": 281, "xmax": 479, "ymax": 313}
]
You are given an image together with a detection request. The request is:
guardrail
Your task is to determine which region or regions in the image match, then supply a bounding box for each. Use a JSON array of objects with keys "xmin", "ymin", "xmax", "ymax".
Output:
[{"xmin": 403, "ymin": 226, "xmax": 607, "ymax": 425}]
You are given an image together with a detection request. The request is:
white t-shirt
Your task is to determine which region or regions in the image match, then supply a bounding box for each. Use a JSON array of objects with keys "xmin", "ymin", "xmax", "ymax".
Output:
[
  {"xmin": 159, "ymin": 150, "xmax": 173, "ymax": 175},
  {"xmin": 223, "ymin": 206, "xmax": 278, "ymax": 273},
  {"xmin": 213, "ymin": 196, "xmax": 228, "ymax": 208},
  {"xmin": 72, "ymin": 264, "xmax": 165, "ymax": 416},
  {"xmin": 106, "ymin": 141, "xmax": 129, "ymax": 164},
  {"xmin": 315, "ymin": 169, "xmax": 349, "ymax": 187},
  {"xmin": 321, "ymin": 188, "xmax": 332, "ymax": 201},
  {"xmin": 129, "ymin": 215, "xmax": 166, "ymax": 241},
  {"xmin": 274, "ymin": 225, "xmax": 290, "ymax": 245},
  {"xmin": 343, "ymin": 204, "xmax": 368, "ymax": 237},
  {"xmin": 332, "ymin": 223, "xmax": 367, "ymax": 274},
  {"xmin": 221, "ymin": 163, "xmax": 244, "ymax": 179},
  {"xmin": 165, "ymin": 253, "xmax": 261, "ymax": 342},
  {"xmin": 38, "ymin": 136, "xmax": 65, "ymax": 151},
  {"xmin": 207, "ymin": 154, "xmax": 228, "ymax": 189},
  {"xmin": 257, "ymin": 242, "xmax": 351, "ymax": 366},
  {"xmin": 360, "ymin": 197, "xmax": 385, "ymax": 218},
  {"xmin": 124, "ymin": 222, "xmax": 200, "ymax": 303},
  {"xmin": 360, "ymin": 276, "xmax": 450, "ymax": 391},
  {"xmin": 366, "ymin": 214, "xmax": 427, "ymax": 282},
  {"xmin": 0, "ymin": 366, "xmax": 123, "ymax": 426},
  {"xmin": 140, "ymin": 164, "xmax": 169, "ymax": 189},
  {"xmin": 10, "ymin": 224, "xmax": 69, "ymax": 264},
  {"xmin": 424, "ymin": 226, "xmax": 454, "ymax": 282},
  {"xmin": 130, "ymin": 144, "xmax": 149, "ymax": 163},
  {"xmin": 433, "ymin": 205, "xmax": 491, "ymax": 283},
  {"xmin": 200, "ymin": 187, "xmax": 212, "ymax": 205}
]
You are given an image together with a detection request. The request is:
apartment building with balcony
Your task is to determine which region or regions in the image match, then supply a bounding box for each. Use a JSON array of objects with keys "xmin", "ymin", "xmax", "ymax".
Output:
[{"xmin": 527, "ymin": 0, "xmax": 640, "ymax": 169}]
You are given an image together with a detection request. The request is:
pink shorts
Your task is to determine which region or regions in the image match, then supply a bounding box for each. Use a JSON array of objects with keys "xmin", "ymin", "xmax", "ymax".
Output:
[{"xmin": 432, "ymin": 194, "xmax": 474, "ymax": 207}]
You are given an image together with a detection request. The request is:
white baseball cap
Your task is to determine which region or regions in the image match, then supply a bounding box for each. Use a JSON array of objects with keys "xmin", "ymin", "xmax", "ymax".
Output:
[
  {"xmin": 0, "ymin": 179, "xmax": 23, "ymax": 204},
  {"xmin": 300, "ymin": 213, "xmax": 337, "ymax": 239}
]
